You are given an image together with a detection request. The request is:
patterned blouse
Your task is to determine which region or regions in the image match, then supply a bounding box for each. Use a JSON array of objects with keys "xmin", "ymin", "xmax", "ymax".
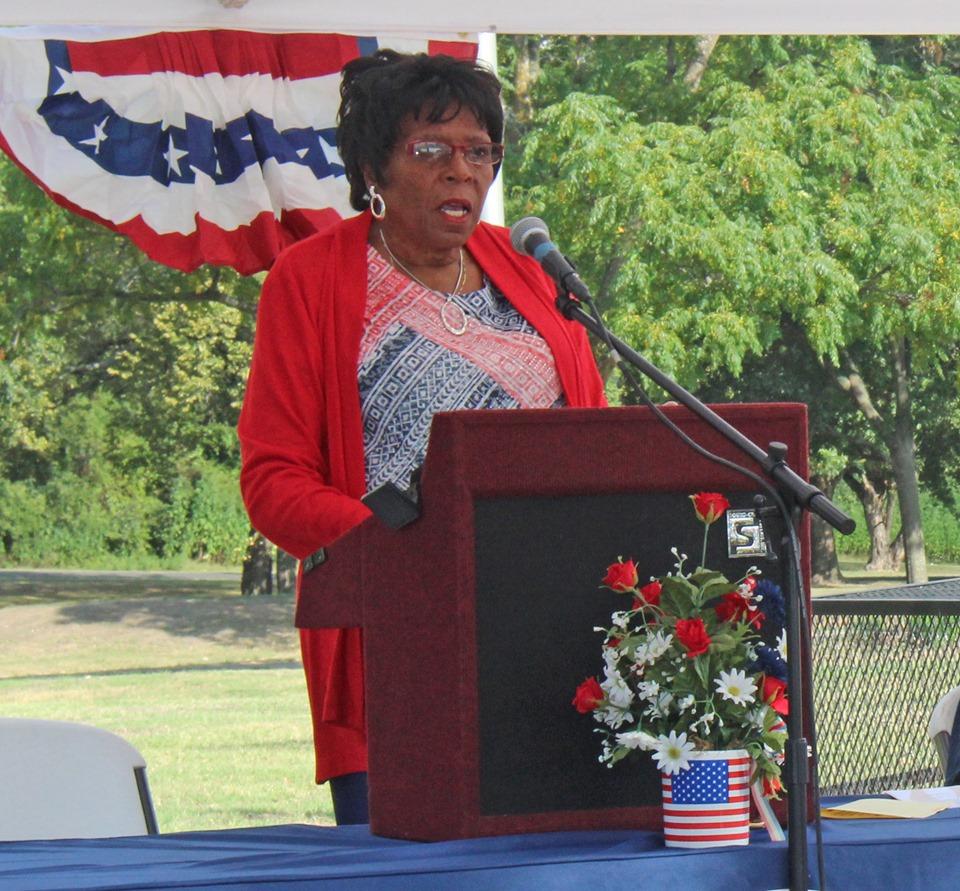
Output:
[{"xmin": 358, "ymin": 246, "xmax": 565, "ymax": 491}]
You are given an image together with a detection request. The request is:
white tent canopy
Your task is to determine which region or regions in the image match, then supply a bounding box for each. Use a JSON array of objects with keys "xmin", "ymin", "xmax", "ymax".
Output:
[{"xmin": 0, "ymin": 0, "xmax": 958, "ymax": 36}]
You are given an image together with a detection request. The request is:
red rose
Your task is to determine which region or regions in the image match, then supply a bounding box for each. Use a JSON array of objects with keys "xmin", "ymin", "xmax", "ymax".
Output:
[
  {"xmin": 715, "ymin": 591, "xmax": 764, "ymax": 628},
  {"xmin": 602, "ymin": 559, "xmax": 638, "ymax": 592},
  {"xmin": 714, "ymin": 591, "xmax": 764, "ymax": 628},
  {"xmin": 763, "ymin": 675, "xmax": 789, "ymax": 716},
  {"xmin": 675, "ymin": 617, "xmax": 712, "ymax": 658},
  {"xmin": 691, "ymin": 492, "xmax": 730, "ymax": 525},
  {"xmin": 632, "ymin": 579, "xmax": 662, "ymax": 610},
  {"xmin": 572, "ymin": 677, "xmax": 604, "ymax": 714},
  {"xmin": 715, "ymin": 591, "xmax": 746, "ymax": 623}
]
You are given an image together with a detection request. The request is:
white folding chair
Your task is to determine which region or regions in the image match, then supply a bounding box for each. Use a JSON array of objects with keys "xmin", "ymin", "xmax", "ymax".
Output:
[
  {"xmin": 929, "ymin": 686, "xmax": 960, "ymax": 780},
  {"xmin": 0, "ymin": 718, "xmax": 159, "ymax": 840}
]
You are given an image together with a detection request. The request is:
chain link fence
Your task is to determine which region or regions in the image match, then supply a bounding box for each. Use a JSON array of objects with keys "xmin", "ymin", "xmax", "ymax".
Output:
[{"xmin": 812, "ymin": 579, "xmax": 960, "ymax": 795}]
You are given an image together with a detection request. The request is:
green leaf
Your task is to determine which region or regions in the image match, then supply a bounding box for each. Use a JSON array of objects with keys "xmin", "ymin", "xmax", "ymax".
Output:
[
  {"xmin": 660, "ymin": 575, "xmax": 698, "ymax": 616},
  {"xmin": 693, "ymin": 654, "xmax": 712, "ymax": 690},
  {"xmin": 698, "ymin": 576, "xmax": 737, "ymax": 602}
]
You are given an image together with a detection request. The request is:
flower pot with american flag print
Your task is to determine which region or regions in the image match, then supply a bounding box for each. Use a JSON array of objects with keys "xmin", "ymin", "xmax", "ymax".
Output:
[{"xmin": 660, "ymin": 749, "xmax": 751, "ymax": 848}]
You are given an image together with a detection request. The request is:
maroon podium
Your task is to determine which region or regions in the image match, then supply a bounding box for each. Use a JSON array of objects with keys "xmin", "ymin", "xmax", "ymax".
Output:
[{"xmin": 296, "ymin": 404, "xmax": 810, "ymax": 841}]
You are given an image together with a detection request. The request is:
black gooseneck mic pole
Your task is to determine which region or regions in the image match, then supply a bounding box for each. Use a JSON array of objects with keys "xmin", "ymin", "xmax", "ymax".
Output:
[{"xmin": 511, "ymin": 217, "xmax": 855, "ymax": 891}]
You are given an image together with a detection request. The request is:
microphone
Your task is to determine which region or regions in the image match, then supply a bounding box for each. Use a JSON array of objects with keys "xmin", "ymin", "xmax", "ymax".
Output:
[{"xmin": 510, "ymin": 216, "xmax": 593, "ymax": 302}]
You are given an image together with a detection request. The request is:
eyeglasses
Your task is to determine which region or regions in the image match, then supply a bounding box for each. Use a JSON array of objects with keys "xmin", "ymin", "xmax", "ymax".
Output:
[{"xmin": 405, "ymin": 140, "xmax": 504, "ymax": 166}]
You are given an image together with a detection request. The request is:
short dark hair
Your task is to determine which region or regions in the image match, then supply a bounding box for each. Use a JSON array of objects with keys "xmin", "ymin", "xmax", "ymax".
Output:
[{"xmin": 337, "ymin": 50, "xmax": 504, "ymax": 211}]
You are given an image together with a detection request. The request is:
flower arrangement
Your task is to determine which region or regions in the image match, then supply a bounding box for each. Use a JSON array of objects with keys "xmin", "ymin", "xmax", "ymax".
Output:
[{"xmin": 572, "ymin": 492, "xmax": 789, "ymax": 797}]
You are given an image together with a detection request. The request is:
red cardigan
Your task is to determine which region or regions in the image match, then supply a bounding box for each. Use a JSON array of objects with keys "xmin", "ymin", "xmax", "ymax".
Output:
[{"xmin": 238, "ymin": 211, "xmax": 606, "ymax": 782}]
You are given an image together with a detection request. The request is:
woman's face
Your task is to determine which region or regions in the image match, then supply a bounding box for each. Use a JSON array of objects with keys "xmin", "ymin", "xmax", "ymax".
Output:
[{"xmin": 369, "ymin": 107, "xmax": 496, "ymax": 258}]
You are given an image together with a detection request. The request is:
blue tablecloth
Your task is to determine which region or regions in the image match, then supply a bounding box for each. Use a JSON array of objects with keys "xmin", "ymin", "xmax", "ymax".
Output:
[{"xmin": 3, "ymin": 808, "xmax": 960, "ymax": 890}]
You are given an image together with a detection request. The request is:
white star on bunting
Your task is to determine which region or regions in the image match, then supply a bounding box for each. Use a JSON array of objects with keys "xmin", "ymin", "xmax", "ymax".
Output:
[
  {"xmin": 79, "ymin": 116, "xmax": 109, "ymax": 154},
  {"xmin": 53, "ymin": 66, "xmax": 79, "ymax": 95},
  {"xmin": 319, "ymin": 133, "xmax": 342, "ymax": 167},
  {"xmin": 163, "ymin": 133, "xmax": 188, "ymax": 177}
]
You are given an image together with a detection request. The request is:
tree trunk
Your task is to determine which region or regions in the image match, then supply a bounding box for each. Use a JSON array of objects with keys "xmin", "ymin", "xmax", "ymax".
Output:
[
  {"xmin": 665, "ymin": 37, "xmax": 678, "ymax": 81},
  {"xmin": 828, "ymin": 343, "xmax": 927, "ymax": 582},
  {"xmin": 844, "ymin": 470, "xmax": 899, "ymax": 571},
  {"xmin": 510, "ymin": 36, "xmax": 540, "ymax": 133},
  {"xmin": 276, "ymin": 548, "xmax": 297, "ymax": 593},
  {"xmin": 889, "ymin": 336, "xmax": 928, "ymax": 583},
  {"xmin": 891, "ymin": 529, "xmax": 905, "ymax": 566},
  {"xmin": 810, "ymin": 474, "xmax": 844, "ymax": 585},
  {"xmin": 683, "ymin": 35, "xmax": 720, "ymax": 91},
  {"xmin": 241, "ymin": 531, "xmax": 273, "ymax": 596}
]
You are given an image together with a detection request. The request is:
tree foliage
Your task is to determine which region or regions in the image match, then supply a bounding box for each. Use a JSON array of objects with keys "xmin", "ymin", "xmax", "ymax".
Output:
[
  {"xmin": 0, "ymin": 155, "xmax": 259, "ymax": 567},
  {"xmin": 504, "ymin": 35, "xmax": 960, "ymax": 580}
]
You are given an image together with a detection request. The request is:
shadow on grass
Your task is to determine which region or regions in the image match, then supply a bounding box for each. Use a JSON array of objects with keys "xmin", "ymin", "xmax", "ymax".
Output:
[
  {"xmin": 0, "ymin": 569, "xmax": 302, "ymax": 647},
  {"xmin": 0, "ymin": 569, "xmax": 243, "ymax": 606},
  {"xmin": 51, "ymin": 593, "xmax": 299, "ymax": 647},
  {"xmin": 2, "ymin": 658, "xmax": 302, "ymax": 683}
]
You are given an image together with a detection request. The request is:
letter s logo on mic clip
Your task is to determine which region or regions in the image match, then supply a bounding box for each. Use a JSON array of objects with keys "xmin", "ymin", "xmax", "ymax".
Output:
[{"xmin": 509, "ymin": 217, "xmax": 593, "ymax": 302}]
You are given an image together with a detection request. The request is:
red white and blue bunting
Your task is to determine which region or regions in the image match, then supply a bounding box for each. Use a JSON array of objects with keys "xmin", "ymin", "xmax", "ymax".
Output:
[{"xmin": 0, "ymin": 29, "xmax": 477, "ymax": 273}]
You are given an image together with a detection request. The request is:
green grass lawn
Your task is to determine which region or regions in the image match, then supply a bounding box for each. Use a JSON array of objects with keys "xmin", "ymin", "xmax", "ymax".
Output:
[
  {"xmin": 0, "ymin": 569, "xmax": 334, "ymax": 832},
  {"xmin": 811, "ymin": 558, "xmax": 960, "ymax": 596},
  {"xmin": 2, "ymin": 557, "xmax": 958, "ymax": 834}
]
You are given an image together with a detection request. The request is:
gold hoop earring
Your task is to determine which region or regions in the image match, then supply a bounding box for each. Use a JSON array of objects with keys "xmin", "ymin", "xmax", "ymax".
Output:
[{"xmin": 368, "ymin": 184, "xmax": 386, "ymax": 220}]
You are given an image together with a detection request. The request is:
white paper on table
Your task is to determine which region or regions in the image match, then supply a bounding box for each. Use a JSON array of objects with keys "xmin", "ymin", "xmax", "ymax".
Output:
[
  {"xmin": 882, "ymin": 785, "xmax": 960, "ymax": 808},
  {"xmin": 821, "ymin": 798, "xmax": 947, "ymax": 819}
]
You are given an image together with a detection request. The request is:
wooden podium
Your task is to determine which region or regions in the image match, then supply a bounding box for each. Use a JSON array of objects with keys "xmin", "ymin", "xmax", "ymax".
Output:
[{"xmin": 296, "ymin": 404, "xmax": 809, "ymax": 841}]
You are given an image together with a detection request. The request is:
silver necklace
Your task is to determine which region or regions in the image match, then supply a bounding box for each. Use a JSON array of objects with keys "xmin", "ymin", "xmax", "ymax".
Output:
[{"xmin": 379, "ymin": 230, "xmax": 469, "ymax": 335}]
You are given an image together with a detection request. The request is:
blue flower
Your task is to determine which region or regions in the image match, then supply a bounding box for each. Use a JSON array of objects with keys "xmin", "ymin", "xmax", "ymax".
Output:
[
  {"xmin": 750, "ymin": 644, "xmax": 788, "ymax": 682},
  {"xmin": 756, "ymin": 579, "xmax": 785, "ymax": 630}
]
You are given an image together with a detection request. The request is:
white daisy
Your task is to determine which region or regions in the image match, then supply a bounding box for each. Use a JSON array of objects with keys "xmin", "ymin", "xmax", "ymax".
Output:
[
  {"xmin": 652, "ymin": 730, "xmax": 696, "ymax": 775},
  {"xmin": 616, "ymin": 729, "xmax": 659, "ymax": 751},
  {"xmin": 714, "ymin": 668, "xmax": 758, "ymax": 706},
  {"xmin": 776, "ymin": 629, "xmax": 788, "ymax": 661}
]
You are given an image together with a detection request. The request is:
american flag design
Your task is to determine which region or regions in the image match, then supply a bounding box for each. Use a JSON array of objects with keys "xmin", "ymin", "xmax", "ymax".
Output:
[
  {"xmin": 661, "ymin": 750, "xmax": 751, "ymax": 847},
  {"xmin": 0, "ymin": 28, "xmax": 476, "ymax": 274}
]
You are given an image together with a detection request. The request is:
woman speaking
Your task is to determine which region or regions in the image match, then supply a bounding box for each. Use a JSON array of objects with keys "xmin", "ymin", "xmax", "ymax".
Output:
[{"xmin": 238, "ymin": 50, "xmax": 605, "ymax": 824}]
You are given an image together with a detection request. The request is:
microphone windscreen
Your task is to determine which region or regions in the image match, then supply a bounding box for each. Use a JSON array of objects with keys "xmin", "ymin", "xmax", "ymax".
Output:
[{"xmin": 510, "ymin": 216, "xmax": 550, "ymax": 256}]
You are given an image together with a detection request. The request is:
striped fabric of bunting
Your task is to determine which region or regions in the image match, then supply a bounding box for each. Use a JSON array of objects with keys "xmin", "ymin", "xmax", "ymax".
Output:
[
  {"xmin": 0, "ymin": 28, "xmax": 477, "ymax": 274},
  {"xmin": 661, "ymin": 750, "xmax": 751, "ymax": 848}
]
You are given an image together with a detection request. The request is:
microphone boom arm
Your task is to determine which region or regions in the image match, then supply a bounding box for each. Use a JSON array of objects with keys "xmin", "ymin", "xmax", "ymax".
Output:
[{"xmin": 555, "ymin": 291, "xmax": 856, "ymax": 535}]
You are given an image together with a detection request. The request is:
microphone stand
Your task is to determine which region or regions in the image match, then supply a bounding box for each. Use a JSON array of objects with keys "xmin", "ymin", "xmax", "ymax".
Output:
[{"xmin": 555, "ymin": 289, "xmax": 854, "ymax": 891}]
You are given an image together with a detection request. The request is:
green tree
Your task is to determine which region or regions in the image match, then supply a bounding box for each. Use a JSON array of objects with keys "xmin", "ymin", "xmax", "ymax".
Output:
[
  {"xmin": 505, "ymin": 35, "xmax": 960, "ymax": 583},
  {"xmin": 0, "ymin": 153, "xmax": 261, "ymax": 569}
]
